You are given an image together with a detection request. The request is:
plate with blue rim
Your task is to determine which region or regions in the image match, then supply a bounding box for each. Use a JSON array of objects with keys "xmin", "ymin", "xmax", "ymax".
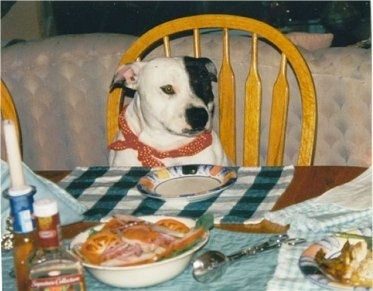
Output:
[
  {"xmin": 136, "ymin": 164, "xmax": 237, "ymax": 203},
  {"xmin": 299, "ymin": 229, "xmax": 373, "ymax": 290}
]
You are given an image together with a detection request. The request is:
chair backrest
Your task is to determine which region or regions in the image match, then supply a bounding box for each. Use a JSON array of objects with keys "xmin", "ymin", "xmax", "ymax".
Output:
[
  {"xmin": 1, "ymin": 79, "xmax": 22, "ymax": 147},
  {"xmin": 107, "ymin": 14, "xmax": 317, "ymax": 166}
]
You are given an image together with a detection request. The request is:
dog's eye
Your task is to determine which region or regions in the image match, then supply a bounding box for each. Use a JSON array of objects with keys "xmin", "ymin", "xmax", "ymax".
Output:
[{"xmin": 161, "ymin": 85, "xmax": 175, "ymax": 95}]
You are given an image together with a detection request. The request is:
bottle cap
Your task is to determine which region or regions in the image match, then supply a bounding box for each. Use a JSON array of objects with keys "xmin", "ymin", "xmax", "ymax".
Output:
[{"xmin": 33, "ymin": 199, "xmax": 58, "ymax": 217}]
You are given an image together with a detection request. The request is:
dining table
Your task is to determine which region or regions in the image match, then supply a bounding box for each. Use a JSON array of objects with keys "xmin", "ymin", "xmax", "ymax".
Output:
[
  {"xmin": 41, "ymin": 165, "xmax": 367, "ymax": 239},
  {"xmin": 3, "ymin": 165, "xmax": 370, "ymax": 291}
]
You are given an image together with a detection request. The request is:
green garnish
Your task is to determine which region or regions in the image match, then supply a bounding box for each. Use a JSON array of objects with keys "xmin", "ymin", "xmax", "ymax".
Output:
[{"xmin": 195, "ymin": 212, "xmax": 214, "ymax": 230}]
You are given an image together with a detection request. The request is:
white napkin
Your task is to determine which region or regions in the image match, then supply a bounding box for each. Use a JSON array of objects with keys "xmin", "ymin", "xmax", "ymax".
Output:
[
  {"xmin": 1, "ymin": 160, "xmax": 88, "ymax": 235},
  {"xmin": 264, "ymin": 167, "xmax": 372, "ymax": 237},
  {"xmin": 314, "ymin": 167, "xmax": 372, "ymax": 210}
]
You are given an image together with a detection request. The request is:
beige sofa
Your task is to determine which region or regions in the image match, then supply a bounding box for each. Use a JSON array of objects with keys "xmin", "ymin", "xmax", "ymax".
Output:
[{"xmin": 1, "ymin": 33, "xmax": 371, "ymax": 170}]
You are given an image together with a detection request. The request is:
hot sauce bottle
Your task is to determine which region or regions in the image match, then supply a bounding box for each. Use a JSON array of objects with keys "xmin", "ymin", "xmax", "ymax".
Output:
[{"xmin": 28, "ymin": 199, "xmax": 86, "ymax": 290}]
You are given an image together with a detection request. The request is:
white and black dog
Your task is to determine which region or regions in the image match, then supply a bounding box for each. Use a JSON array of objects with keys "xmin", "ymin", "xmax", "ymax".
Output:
[{"xmin": 108, "ymin": 56, "xmax": 231, "ymax": 167}]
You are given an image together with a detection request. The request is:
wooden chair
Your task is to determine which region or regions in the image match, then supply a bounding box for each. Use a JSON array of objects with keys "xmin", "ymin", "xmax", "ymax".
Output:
[
  {"xmin": 1, "ymin": 79, "xmax": 22, "ymax": 147},
  {"xmin": 107, "ymin": 14, "xmax": 317, "ymax": 166}
]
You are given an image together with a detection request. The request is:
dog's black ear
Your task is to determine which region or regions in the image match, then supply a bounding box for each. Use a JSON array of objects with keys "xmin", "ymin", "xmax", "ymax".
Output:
[
  {"xmin": 184, "ymin": 56, "xmax": 218, "ymax": 83},
  {"xmin": 198, "ymin": 57, "xmax": 218, "ymax": 82}
]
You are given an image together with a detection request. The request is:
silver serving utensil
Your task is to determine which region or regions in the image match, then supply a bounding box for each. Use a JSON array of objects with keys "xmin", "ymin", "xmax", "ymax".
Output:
[{"xmin": 192, "ymin": 234, "xmax": 305, "ymax": 283}]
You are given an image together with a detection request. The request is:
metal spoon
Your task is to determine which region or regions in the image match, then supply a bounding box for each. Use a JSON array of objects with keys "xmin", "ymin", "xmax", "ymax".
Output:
[{"xmin": 192, "ymin": 234, "xmax": 305, "ymax": 283}]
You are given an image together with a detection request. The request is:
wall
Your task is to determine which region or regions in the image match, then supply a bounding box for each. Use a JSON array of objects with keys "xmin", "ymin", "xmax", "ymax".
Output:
[
  {"xmin": 1, "ymin": 1, "xmax": 54, "ymax": 44},
  {"xmin": 1, "ymin": 1, "xmax": 370, "ymax": 47}
]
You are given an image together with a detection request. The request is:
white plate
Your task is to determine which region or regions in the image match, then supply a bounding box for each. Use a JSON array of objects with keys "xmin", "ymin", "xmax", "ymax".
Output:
[
  {"xmin": 70, "ymin": 215, "xmax": 209, "ymax": 288},
  {"xmin": 299, "ymin": 231, "xmax": 372, "ymax": 290},
  {"xmin": 136, "ymin": 164, "xmax": 237, "ymax": 202}
]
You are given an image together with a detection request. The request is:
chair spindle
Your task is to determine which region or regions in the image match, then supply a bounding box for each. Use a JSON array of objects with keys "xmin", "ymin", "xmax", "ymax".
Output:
[
  {"xmin": 267, "ymin": 53, "xmax": 289, "ymax": 166},
  {"xmin": 244, "ymin": 33, "xmax": 261, "ymax": 166},
  {"xmin": 219, "ymin": 28, "xmax": 236, "ymax": 164}
]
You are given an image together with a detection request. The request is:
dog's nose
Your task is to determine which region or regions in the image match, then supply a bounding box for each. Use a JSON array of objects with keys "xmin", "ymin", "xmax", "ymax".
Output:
[{"xmin": 186, "ymin": 107, "xmax": 209, "ymax": 130}]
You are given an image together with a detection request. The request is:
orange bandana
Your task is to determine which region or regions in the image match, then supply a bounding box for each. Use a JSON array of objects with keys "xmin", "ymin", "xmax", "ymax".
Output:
[{"xmin": 108, "ymin": 105, "xmax": 213, "ymax": 167}]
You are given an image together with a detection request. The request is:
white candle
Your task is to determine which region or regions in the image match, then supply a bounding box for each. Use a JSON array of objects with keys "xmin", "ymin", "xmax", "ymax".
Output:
[{"xmin": 2, "ymin": 120, "xmax": 26, "ymax": 190}]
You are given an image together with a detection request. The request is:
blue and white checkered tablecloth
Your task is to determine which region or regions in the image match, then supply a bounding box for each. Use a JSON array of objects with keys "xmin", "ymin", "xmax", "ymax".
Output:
[{"xmin": 58, "ymin": 166, "xmax": 294, "ymax": 224}]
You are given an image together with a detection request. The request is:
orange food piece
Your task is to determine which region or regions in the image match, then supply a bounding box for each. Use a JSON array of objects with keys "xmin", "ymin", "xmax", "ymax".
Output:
[
  {"xmin": 80, "ymin": 231, "xmax": 122, "ymax": 264},
  {"xmin": 155, "ymin": 218, "xmax": 190, "ymax": 233},
  {"xmin": 163, "ymin": 227, "xmax": 206, "ymax": 258},
  {"xmin": 101, "ymin": 218, "xmax": 124, "ymax": 231},
  {"xmin": 171, "ymin": 227, "xmax": 205, "ymax": 252},
  {"xmin": 123, "ymin": 226, "xmax": 160, "ymax": 243}
]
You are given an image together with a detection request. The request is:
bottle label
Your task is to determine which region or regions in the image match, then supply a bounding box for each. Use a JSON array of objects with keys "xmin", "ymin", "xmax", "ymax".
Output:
[
  {"xmin": 7, "ymin": 191, "xmax": 35, "ymax": 233},
  {"xmin": 30, "ymin": 273, "xmax": 85, "ymax": 290},
  {"xmin": 36, "ymin": 213, "xmax": 61, "ymax": 248},
  {"xmin": 16, "ymin": 209, "xmax": 34, "ymax": 232}
]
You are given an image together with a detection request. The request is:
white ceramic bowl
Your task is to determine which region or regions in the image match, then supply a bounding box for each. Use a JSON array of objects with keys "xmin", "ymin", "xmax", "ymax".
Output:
[{"xmin": 70, "ymin": 215, "xmax": 209, "ymax": 288}]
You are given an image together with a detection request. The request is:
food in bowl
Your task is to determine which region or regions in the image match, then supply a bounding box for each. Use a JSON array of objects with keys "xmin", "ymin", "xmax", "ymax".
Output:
[
  {"xmin": 315, "ymin": 239, "xmax": 373, "ymax": 287},
  {"xmin": 73, "ymin": 214, "xmax": 206, "ymax": 267},
  {"xmin": 70, "ymin": 215, "xmax": 210, "ymax": 288}
]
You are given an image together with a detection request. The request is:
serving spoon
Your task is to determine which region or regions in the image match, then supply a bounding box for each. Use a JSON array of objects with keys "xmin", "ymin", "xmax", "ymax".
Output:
[{"xmin": 192, "ymin": 234, "xmax": 305, "ymax": 283}]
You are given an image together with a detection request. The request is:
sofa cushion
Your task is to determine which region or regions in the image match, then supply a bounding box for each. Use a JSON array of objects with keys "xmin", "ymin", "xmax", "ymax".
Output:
[
  {"xmin": 2, "ymin": 33, "xmax": 137, "ymax": 170},
  {"xmin": 1, "ymin": 33, "xmax": 371, "ymax": 169}
]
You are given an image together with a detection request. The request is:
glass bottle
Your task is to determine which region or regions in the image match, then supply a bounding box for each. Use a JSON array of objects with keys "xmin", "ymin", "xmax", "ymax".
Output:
[
  {"xmin": 4, "ymin": 186, "xmax": 37, "ymax": 291},
  {"xmin": 28, "ymin": 198, "xmax": 86, "ymax": 290}
]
